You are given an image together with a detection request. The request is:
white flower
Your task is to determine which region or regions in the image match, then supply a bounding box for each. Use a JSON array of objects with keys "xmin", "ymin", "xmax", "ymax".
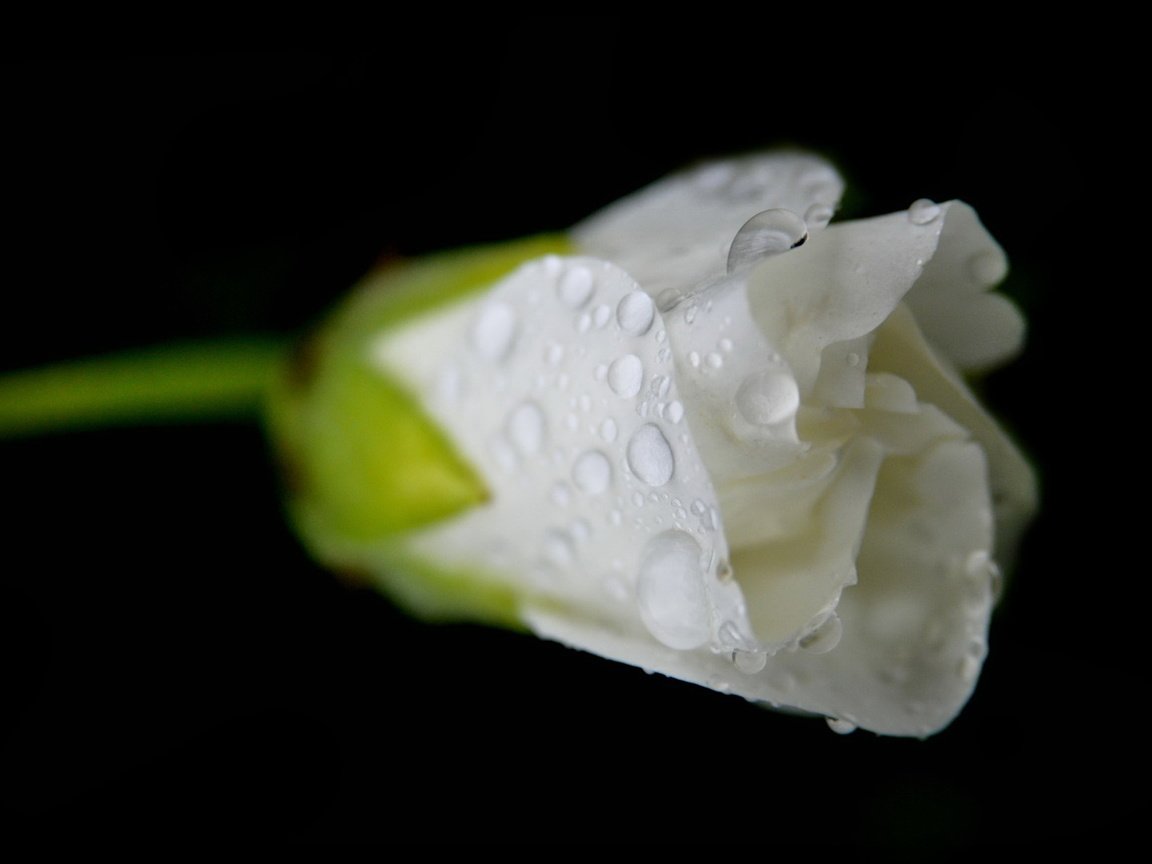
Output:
[{"xmin": 272, "ymin": 152, "xmax": 1036, "ymax": 737}]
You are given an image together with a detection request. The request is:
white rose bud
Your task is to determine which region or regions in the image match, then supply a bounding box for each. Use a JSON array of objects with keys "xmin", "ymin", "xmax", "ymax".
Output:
[{"xmin": 270, "ymin": 152, "xmax": 1036, "ymax": 737}]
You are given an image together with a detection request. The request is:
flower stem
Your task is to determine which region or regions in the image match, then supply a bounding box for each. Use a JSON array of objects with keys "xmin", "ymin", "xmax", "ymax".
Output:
[{"xmin": 0, "ymin": 338, "xmax": 288, "ymax": 439}]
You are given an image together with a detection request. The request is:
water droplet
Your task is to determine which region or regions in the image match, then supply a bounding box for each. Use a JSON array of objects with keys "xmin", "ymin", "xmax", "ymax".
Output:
[
  {"xmin": 572, "ymin": 449, "xmax": 613, "ymax": 495},
  {"xmin": 558, "ymin": 266, "xmax": 594, "ymax": 307},
  {"xmin": 631, "ymin": 491, "xmax": 645, "ymax": 508},
  {"xmin": 706, "ymin": 352, "xmax": 724, "ymax": 369},
  {"xmin": 594, "ymin": 363, "xmax": 608, "ymax": 382},
  {"xmin": 636, "ymin": 531, "xmax": 710, "ymax": 650},
  {"xmin": 617, "ymin": 291, "xmax": 655, "ymax": 335},
  {"xmin": 735, "ymin": 370, "xmax": 800, "ymax": 426},
  {"xmin": 655, "ymin": 329, "xmax": 666, "ymax": 344},
  {"xmin": 727, "ymin": 209, "xmax": 808, "ymax": 274},
  {"xmin": 545, "ymin": 344, "xmax": 565, "ymax": 366},
  {"xmin": 579, "ymin": 393, "xmax": 592, "ymax": 413},
  {"xmin": 719, "ymin": 338, "xmax": 733, "ymax": 353},
  {"xmin": 627, "ymin": 424, "xmax": 675, "ymax": 487},
  {"xmin": 846, "ymin": 352, "xmax": 861, "ymax": 368},
  {"xmin": 733, "ymin": 649, "xmax": 767, "ymax": 674},
  {"xmin": 826, "ymin": 717, "xmax": 857, "ymax": 735},
  {"xmin": 666, "ymin": 400, "xmax": 684, "ymax": 424},
  {"xmin": 689, "ymin": 351, "xmax": 701, "ymax": 368},
  {"xmin": 798, "ymin": 613, "xmax": 842, "ymax": 654},
  {"xmin": 550, "ymin": 482, "xmax": 571, "ymax": 507},
  {"xmin": 576, "ymin": 312, "xmax": 592, "ymax": 333},
  {"xmin": 690, "ymin": 499, "xmax": 707, "ymax": 516},
  {"xmin": 600, "ymin": 417, "xmax": 618, "ymax": 443},
  {"xmin": 804, "ymin": 202, "xmax": 834, "ymax": 230},
  {"xmin": 471, "ymin": 303, "xmax": 517, "ymax": 361},
  {"xmin": 594, "ymin": 304, "xmax": 611, "ymax": 328},
  {"xmin": 608, "ymin": 354, "xmax": 644, "ymax": 399},
  {"xmin": 908, "ymin": 198, "xmax": 941, "ymax": 225},
  {"xmin": 684, "ymin": 304, "xmax": 698, "ymax": 325},
  {"xmin": 570, "ymin": 518, "xmax": 591, "ymax": 542},
  {"xmin": 506, "ymin": 401, "xmax": 545, "ymax": 456},
  {"xmin": 565, "ymin": 413, "xmax": 579, "ymax": 431},
  {"xmin": 609, "ymin": 509, "xmax": 623, "ymax": 526}
]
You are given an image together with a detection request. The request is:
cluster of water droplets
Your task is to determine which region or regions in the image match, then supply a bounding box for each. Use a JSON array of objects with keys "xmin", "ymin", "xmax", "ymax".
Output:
[{"xmin": 421, "ymin": 254, "xmax": 763, "ymax": 656}]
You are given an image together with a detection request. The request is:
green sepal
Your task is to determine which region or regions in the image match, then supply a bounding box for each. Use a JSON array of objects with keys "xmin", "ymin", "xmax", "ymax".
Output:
[{"xmin": 267, "ymin": 234, "xmax": 571, "ymax": 620}]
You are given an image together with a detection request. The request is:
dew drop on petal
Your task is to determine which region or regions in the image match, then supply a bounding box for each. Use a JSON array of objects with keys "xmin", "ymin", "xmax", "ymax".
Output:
[
  {"xmin": 608, "ymin": 354, "xmax": 644, "ymax": 399},
  {"xmin": 594, "ymin": 304, "xmax": 612, "ymax": 328},
  {"xmin": 908, "ymin": 198, "xmax": 941, "ymax": 225},
  {"xmin": 733, "ymin": 649, "xmax": 767, "ymax": 674},
  {"xmin": 572, "ymin": 449, "xmax": 613, "ymax": 495},
  {"xmin": 506, "ymin": 401, "xmax": 545, "ymax": 455},
  {"xmin": 636, "ymin": 531, "xmax": 710, "ymax": 650},
  {"xmin": 617, "ymin": 290, "xmax": 655, "ymax": 335},
  {"xmin": 707, "ymin": 352, "xmax": 724, "ymax": 369},
  {"xmin": 735, "ymin": 370, "xmax": 800, "ymax": 426},
  {"xmin": 558, "ymin": 266, "xmax": 595, "ymax": 307},
  {"xmin": 826, "ymin": 717, "xmax": 857, "ymax": 735},
  {"xmin": 666, "ymin": 400, "xmax": 684, "ymax": 424},
  {"xmin": 627, "ymin": 424, "xmax": 675, "ymax": 487},
  {"xmin": 600, "ymin": 417, "xmax": 618, "ymax": 443},
  {"xmin": 804, "ymin": 202, "xmax": 834, "ymax": 230},
  {"xmin": 727, "ymin": 209, "xmax": 808, "ymax": 274},
  {"xmin": 471, "ymin": 303, "xmax": 517, "ymax": 361},
  {"xmin": 799, "ymin": 613, "xmax": 843, "ymax": 654}
]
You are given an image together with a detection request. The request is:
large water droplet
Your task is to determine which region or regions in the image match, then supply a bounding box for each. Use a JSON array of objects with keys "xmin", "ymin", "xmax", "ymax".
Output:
[
  {"xmin": 471, "ymin": 303, "xmax": 517, "ymax": 361},
  {"xmin": 617, "ymin": 291, "xmax": 655, "ymax": 335},
  {"xmin": 826, "ymin": 717, "xmax": 857, "ymax": 735},
  {"xmin": 558, "ymin": 266, "xmax": 594, "ymax": 307},
  {"xmin": 506, "ymin": 401, "xmax": 545, "ymax": 455},
  {"xmin": 627, "ymin": 424, "xmax": 675, "ymax": 487},
  {"xmin": 572, "ymin": 449, "xmax": 613, "ymax": 495},
  {"xmin": 727, "ymin": 209, "xmax": 808, "ymax": 274},
  {"xmin": 636, "ymin": 531, "xmax": 710, "ymax": 650},
  {"xmin": 908, "ymin": 198, "xmax": 941, "ymax": 225},
  {"xmin": 735, "ymin": 370, "xmax": 800, "ymax": 426},
  {"xmin": 608, "ymin": 354, "xmax": 644, "ymax": 399}
]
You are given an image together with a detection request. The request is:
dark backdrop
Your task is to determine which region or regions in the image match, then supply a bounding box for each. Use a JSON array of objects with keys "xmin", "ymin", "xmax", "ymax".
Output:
[{"xmin": 2, "ymin": 42, "xmax": 1134, "ymax": 845}]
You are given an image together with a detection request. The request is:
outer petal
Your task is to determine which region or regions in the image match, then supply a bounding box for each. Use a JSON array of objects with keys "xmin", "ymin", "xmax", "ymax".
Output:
[{"xmin": 373, "ymin": 255, "xmax": 758, "ymax": 654}]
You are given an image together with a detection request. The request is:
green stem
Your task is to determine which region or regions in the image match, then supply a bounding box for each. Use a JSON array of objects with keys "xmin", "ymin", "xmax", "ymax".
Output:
[{"xmin": 0, "ymin": 338, "xmax": 288, "ymax": 439}]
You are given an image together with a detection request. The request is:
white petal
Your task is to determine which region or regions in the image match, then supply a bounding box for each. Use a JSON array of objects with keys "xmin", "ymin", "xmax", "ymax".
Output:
[
  {"xmin": 573, "ymin": 152, "xmax": 844, "ymax": 302},
  {"xmin": 869, "ymin": 304, "xmax": 1037, "ymax": 572},
  {"xmin": 902, "ymin": 202, "xmax": 1025, "ymax": 372},
  {"xmin": 374, "ymin": 255, "xmax": 757, "ymax": 656}
]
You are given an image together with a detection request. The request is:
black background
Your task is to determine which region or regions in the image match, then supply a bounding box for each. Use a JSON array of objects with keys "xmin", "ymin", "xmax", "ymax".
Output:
[{"xmin": 2, "ymin": 42, "xmax": 1137, "ymax": 845}]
